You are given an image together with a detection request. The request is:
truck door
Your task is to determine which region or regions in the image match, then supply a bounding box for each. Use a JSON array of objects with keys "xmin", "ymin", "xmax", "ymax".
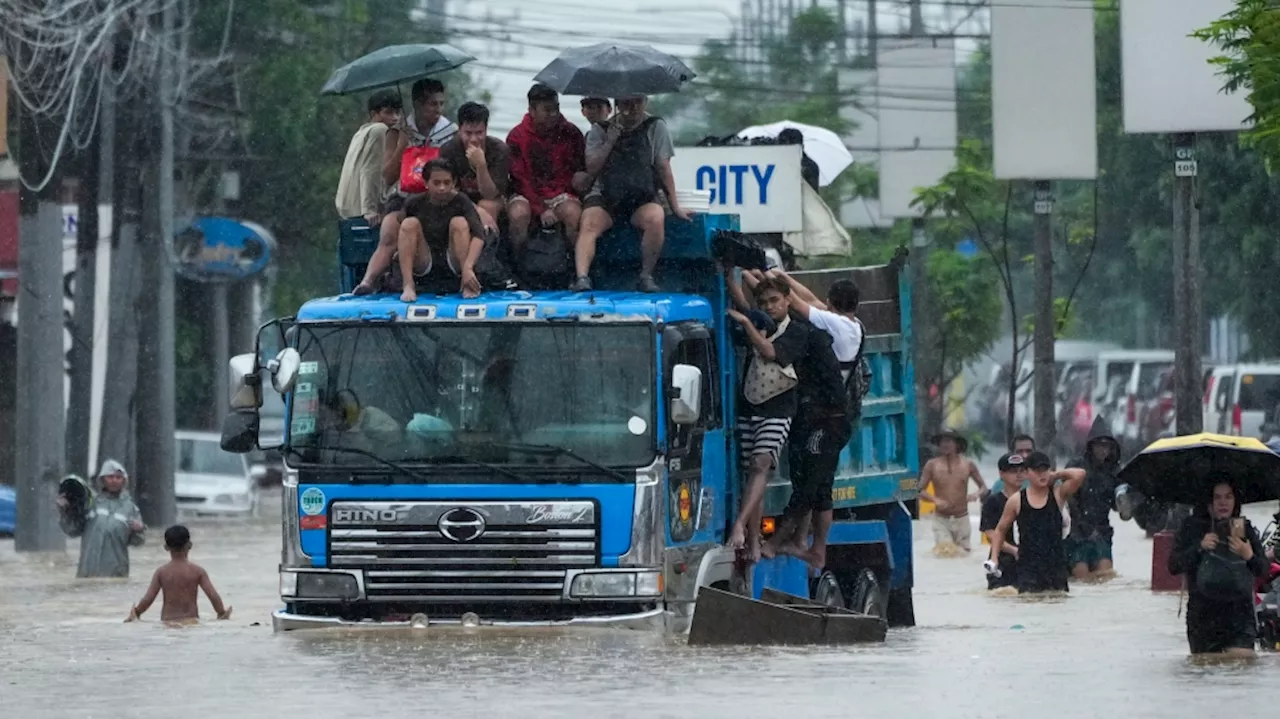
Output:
[{"xmin": 664, "ymin": 323, "xmax": 722, "ymax": 545}]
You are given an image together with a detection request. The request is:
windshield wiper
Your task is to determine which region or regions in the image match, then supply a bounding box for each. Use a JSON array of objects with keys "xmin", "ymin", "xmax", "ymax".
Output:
[
  {"xmin": 410, "ymin": 454, "xmax": 533, "ymax": 483},
  {"xmin": 285, "ymin": 446, "xmax": 529, "ymax": 483},
  {"xmin": 490, "ymin": 442, "xmax": 631, "ymax": 482}
]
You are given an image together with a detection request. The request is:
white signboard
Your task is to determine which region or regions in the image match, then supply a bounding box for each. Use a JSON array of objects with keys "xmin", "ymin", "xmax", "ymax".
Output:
[
  {"xmin": 1121, "ymin": 0, "xmax": 1250, "ymax": 134},
  {"xmin": 991, "ymin": 0, "xmax": 1098, "ymax": 179},
  {"xmin": 876, "ymin": 38, "xmax": 958, "ymax": 218},
  {"xmin": 671, "ymin": 145, "xmax": 802, "ymax": 233}
]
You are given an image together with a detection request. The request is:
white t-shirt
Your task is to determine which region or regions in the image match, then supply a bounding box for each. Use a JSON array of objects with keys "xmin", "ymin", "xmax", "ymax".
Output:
[
  {"xmin": 407, "ymin": 113, "xmax": 458, "ymax": 148},
  {"xmin": 806, "ymin": 306, "xmax": 863, "ymax": 368}
]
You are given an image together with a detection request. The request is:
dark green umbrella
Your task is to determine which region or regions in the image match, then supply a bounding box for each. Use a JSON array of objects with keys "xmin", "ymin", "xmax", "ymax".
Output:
[{"xmin": 321, "ymin": 44, "xmax": 476, "ymax": 96}]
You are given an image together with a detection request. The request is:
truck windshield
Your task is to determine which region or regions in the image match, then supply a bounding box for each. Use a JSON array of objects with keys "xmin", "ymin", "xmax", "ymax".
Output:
[{"xmin": 286, "ymin": 323, "xmax": 655, "ymax": 474}]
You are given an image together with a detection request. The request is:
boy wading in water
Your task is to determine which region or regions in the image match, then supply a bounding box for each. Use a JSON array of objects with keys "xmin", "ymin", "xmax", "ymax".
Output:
[
  {"xmin": 988, "ymin": 452, "xmax": 1087, "ymax": 594},
  {"xmin": 126, "ymin": 526, "xmax": 232, "ymax": 625},
  {"xmin": 918, "ymin": 430, "xmax": 988, "ymax": 554}
]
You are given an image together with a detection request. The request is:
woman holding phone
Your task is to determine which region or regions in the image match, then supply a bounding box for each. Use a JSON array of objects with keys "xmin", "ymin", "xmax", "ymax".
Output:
[{"xmin": 1169, "ymin": 481, "xmax": 1269, "ymax": 657}]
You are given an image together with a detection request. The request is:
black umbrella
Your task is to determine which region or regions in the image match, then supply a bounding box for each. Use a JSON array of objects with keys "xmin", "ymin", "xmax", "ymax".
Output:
[
  {"xmin": 321, "ymin": 44, "xmax": 476, "ymax": 96},
  {"xmin": 533, "ymin": 43, "xmax": 695, "ymax": 98},
  {"xmin": 1116, "ymin": 433, "xmax": 1280, "ymax": 506}
]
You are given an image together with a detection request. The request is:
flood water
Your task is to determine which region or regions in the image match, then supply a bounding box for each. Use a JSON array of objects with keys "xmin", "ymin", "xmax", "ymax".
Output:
[{"xmin": 3, "ymin": 490, "xmax": 1277, "ymax": 718}]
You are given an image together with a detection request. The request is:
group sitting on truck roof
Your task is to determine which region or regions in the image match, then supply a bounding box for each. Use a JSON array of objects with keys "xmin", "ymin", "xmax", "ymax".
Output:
[{"xmin": 335, "ymin": 80, "xmax": 691, "ymax": 301}]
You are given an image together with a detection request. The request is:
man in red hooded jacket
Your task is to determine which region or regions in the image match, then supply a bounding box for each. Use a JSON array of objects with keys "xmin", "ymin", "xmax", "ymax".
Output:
[{"xmin": 505, "ymin": 84, "xmax": 586, "ymax": 253}]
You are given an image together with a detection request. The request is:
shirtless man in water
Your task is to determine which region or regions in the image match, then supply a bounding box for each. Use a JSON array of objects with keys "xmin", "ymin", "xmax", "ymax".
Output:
[
  {"xmin": 126, "ymin": 525, "xmax": 231, "ymax": 625},
  {"xmin": 918, "ymin": 430, "xmax": 988, "ymax": 552}
]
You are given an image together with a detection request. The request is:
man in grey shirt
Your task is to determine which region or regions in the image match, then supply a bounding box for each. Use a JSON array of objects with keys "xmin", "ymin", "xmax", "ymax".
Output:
[{"xmin": 572, "ymin": 95, "xmax": 689, "ymax": 293}]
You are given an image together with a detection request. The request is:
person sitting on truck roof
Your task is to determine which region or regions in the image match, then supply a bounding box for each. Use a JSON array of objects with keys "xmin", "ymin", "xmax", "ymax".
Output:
[
  {"xmin": 574, "ymin": 97, "xmax": 612, "ymax": 196},
  {"xmin": 726, "ymin": 274, "xmax": 811, "ymax": 562},
  {"xmin": 334, "ymin": 89, "xmax": 402, "ymax": 226},
  {"xmin": 438, "ymin": 102, "xmax": 511, "ymax": 228},
  {"xmin": 758, "ymin": 269, "xmax": 864, "ymax": 569},
  {"xmin": 571, "ymin": 94, "xmax": 690, "ymax": 293},
  {"xmin": 777, "ymin": 128, "xmax": 821, "ymax": 192},
  {"xmin": 356, "ymin": 159, "xmax": 492, "ymax": 302},
  {"xmin": 356, "ymin": 78, "xmax": 458, "ymax": 296},
  {"xmin": 506, "ymin": 84, "xmax": 586, "ymax": 254}
]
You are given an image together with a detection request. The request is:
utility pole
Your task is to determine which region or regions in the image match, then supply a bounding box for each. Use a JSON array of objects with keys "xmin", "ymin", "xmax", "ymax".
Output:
[
  {"xmin": 905, "ymin": 0, "xmax": 934, "ymax": 436},
  {"xmin": 867, "ymin": 0, "xmax": 878, "ymax": 62},
  {"xmin": 1171, "ymin": 133, "xmax": 1202, "ymax": 435},
  {"xmin": 66, "ymin": 92, "xmax": 106, "ymax": 479},
  {"xmin": 1032, "ymin": 181, "xmax": 1056, "ymax": 450},
  {"xmin": 133, "ymin": 4, "xmax": 177, "ymax": 527},
  {"xmin": 14, "ymin": 103, "xmax": 67, "ymax": 552}
]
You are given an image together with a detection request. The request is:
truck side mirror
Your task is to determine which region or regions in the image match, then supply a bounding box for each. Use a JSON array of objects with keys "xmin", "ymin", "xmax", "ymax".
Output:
[
  {"xmin": 670, "ymin": 363, "xmax": 703, "ymax": 425},
  {"xmin": 221, "ymin": 409, "xmax": 260, "ymax": 454},
  {"xmin": 228, "ymin": 353, "xmax": 260, "ymax": 409},
  {"xmin": 269, "ymin": 348, "xmax": 302, "ymax": 394}
]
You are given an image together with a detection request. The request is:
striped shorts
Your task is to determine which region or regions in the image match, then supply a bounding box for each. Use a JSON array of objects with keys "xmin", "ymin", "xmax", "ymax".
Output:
[{"xmin": 737, "ymin": 416, "xmax": 792, "ymax": 469}]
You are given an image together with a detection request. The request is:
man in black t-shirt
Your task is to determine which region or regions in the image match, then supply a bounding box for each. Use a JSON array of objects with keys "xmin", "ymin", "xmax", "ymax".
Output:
[
  {"xmin": 981, "ymin": 453, "xmax": 1025, "ymax": 590},
  {"xmin": 355, "ymin": 158, "xmax": 490, "ymax": 302}
]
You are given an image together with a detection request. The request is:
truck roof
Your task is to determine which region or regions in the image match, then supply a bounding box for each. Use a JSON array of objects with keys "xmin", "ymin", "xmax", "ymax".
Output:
[{"xmin": 296, "ymin": 289, "xmax": 716, "ymax": 324}]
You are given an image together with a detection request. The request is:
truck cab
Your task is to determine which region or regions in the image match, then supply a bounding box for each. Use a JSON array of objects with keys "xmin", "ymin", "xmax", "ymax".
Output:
[{"xmin": 221, "ymin": 212, "xmax": 919, "ymax": 632}]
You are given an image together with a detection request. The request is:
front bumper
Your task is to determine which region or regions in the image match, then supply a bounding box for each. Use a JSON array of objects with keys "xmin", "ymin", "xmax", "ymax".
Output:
[{"xmin": 271, "ymin": 605, "xmax": 668, "ymax": 632}]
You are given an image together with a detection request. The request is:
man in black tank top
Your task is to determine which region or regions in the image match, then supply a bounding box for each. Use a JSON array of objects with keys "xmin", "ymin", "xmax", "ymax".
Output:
[{"xmin": 987, "ymin": 452, "xmax": 1087, "ymax": 594}]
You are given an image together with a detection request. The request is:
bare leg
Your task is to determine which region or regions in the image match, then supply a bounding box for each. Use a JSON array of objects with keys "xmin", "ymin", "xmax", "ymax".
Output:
[
  {"xmin": 799, "ymin": 509, "xmax": 833, "ymax": 569},
  {"xmin": 730, "ymin": 454, "xmax": 773, "ymax": 562},
  {"xmin": 447, "ymin": 216, "xmax": 481, "ymax": 298},
  {"xmin": 508, "ymin": 198, "xmax": 532, "ymax": 253},
  {"xmin": 782, "ymin": 513, "xmax": 814, "ymax": 556},
  {"xmin": 355, "ymin": 212, "xmax": 404, "ymax": 293},
  {"xmin": 477, "ymin": 200, "xmax": 503, "ymax": 229},
  {"xmin": 557, "ymin": 198, "xmax": 583, "ymax": 244},
  {"xmin": 1071, "ymin": 562, "xmax": 1091, "ymax": 581},
  {"xmin": 397, "ymin": 217, "xmax": 430, "ymax": 303},
  {"xmin": 631, "ymin": 202, "xmax": 665, "ymax": 283},
  {"xmin": 574, "ymin": 206, "xmax": 613, "ymax": 284}
]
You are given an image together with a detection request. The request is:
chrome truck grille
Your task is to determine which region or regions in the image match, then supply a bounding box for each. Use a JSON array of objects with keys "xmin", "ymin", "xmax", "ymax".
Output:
[{"xmin": 328, "ymin": 501, "xmax": 598, "ymax": 602}]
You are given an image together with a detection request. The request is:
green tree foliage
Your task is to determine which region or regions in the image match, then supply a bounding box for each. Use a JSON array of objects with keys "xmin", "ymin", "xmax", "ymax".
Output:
[
  {"xmin": 196, "ymin": 0, "xmax": 486, "ymax": 314},
  {"xmin": 1196, "ymin": 0, "xmax": 1280, "ymax": 169}
]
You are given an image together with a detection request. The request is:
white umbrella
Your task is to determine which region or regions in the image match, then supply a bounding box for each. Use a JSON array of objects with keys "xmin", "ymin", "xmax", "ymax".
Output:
[{"xmin": 737, "ymin": 120, "xmax": 853, "ymax": 187}]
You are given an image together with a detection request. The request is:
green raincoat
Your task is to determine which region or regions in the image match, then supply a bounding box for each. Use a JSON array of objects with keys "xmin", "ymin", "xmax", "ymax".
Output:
[{"xmin": 59, "ymin": 459, "xmax": 146, "ymax": 578}]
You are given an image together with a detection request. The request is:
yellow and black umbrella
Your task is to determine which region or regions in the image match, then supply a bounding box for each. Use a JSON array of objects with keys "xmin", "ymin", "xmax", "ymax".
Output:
[{"xmin": 1117, "ymin": 433, "xmax": 1280, "ymax": 506}]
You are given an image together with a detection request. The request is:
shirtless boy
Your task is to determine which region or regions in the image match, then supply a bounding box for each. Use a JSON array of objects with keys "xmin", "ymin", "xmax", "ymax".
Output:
[
  {"xmin": 126, "ymin": 525, "xmax": 231, "ymax": 624},
  {"xmin": 918, "ymin": 430, "xmax": 988, "ymax": 552}
]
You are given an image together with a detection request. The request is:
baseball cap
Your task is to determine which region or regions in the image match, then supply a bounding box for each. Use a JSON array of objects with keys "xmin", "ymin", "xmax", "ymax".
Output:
[
  {"xmin": 997, "ymin": 452, "xmax": 1025, "ymax": 473},
  {"xmin": 1025, "ymin": 451, "xmax": 1053, "ymax": 470}
]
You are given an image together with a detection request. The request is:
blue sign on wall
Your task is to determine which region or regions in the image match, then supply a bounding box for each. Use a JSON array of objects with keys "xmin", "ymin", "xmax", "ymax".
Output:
[{"xmin": 175, "ymin": 216, "xmax": 275, "ymax": 282}]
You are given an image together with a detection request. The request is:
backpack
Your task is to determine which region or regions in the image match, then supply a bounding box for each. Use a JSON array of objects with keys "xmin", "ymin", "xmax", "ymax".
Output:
[
  {"xmin": 839, "ymin": 319, "xmax": 873, "ymax": 419},
  {"xmin": 600, "ymin": 117, "xmax": 661, "ymax": 210},
  {"xmin": 519, "ymin": 226, "xmax": 571, "ymax": 289},
  {"xmin": 1196, "ymin": 545, "xmax": 1253, "ymax": 602}
]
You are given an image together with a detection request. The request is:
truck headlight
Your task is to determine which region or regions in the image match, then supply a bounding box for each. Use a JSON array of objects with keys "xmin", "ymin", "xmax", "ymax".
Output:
[
  {"xmin": 570, "ymin": 571, "xmax": 663, "ymax": 598},
  {"xmin": 280, "ymin": 570, "xmax": 298, "ymax": 597},
  {"xmin": 295, "ymin": 572, "xmax": 359, "ymax": 600}
]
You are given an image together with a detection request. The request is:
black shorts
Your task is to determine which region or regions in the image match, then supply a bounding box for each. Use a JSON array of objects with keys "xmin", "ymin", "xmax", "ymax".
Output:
[
  {"xmin": 1187, "ymin": 601, "xmax": 1257, "ymax": 653},
  {"xmin": 783, "ymin": 412, "xmax": 852, "ymax": 517},
  {"xmin": 383, "ymin": 194, "xmax": 407, "ymax": 214},
  {"xmin": 584, "ymin": 192, "xmax": 659, "ymax": 224}
]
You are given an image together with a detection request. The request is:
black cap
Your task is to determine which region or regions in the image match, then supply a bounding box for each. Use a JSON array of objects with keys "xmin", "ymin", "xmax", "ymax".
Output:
[
  {"xmin": 997, "ymin": 452, "xmax": 1025, "ymax": 473},
  {"xmin": 1025, "ymin": 451, "xmax": 1053, "ymax": 470}
]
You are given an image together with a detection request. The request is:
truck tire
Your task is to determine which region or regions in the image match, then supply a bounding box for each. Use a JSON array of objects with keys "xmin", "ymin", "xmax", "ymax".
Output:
[
  {"xmin": 810, "ymin": 571, "xmax": 844, "ymax": 608},
  {"xmin": 886, "ymin": 586, "xmax": 916, "ymax": 627},
  {"xmin": 847, "ymin": 568, "xmax": 887, "ymax": 620}
]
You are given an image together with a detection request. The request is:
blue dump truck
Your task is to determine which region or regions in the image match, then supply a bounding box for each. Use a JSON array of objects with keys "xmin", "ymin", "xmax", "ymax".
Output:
[{"xmin": 220, "ymin": 213, "xmax": 919, "ymax": 637}]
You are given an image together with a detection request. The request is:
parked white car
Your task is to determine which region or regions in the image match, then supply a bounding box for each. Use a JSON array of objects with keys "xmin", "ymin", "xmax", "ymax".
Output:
[{"xmin": 175, "ymin": 430, "xmax": 259, "ymax": 517}]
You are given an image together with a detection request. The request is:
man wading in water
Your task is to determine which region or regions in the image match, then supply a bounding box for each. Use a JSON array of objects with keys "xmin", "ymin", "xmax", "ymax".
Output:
[
  {"xmin": 918, "ymin": 430, "xmax": 988, "ymax": 554},
  {"xmin": 988, "ymin": 452, "xmax": 1087, "ymax": 594}
]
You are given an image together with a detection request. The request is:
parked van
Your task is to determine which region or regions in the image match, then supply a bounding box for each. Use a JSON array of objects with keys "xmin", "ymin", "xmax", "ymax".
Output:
[
  {"xmin": 1012, "ymin": 340, "xmax": 1120, "ymax": 435},
  {"xmin": 1219, "ymin": 363, "xmax": 1280, "ymax": 438},
  {"xmin": 1091, "ymin": 350, "xmax": 1175, "ymax": 452}
]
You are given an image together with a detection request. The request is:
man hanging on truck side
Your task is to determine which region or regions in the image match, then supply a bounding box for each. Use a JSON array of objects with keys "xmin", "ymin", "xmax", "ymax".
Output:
[
  {"xmin": 726, "ymin": 275, "xmax": 810, "ymax": 561},
  {"xmin": 758, "ymin": 269, "xmax": 864, "ymax": 569}
]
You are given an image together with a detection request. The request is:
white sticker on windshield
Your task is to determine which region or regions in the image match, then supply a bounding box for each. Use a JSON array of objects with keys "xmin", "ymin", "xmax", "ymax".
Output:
[
  {"xmin": 628, "ymin": 416, "xmax": 647, "ymax": 436},
  {"xmin": 299, "ymin": 361, "xmax": 318, "ymax": 375}
]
